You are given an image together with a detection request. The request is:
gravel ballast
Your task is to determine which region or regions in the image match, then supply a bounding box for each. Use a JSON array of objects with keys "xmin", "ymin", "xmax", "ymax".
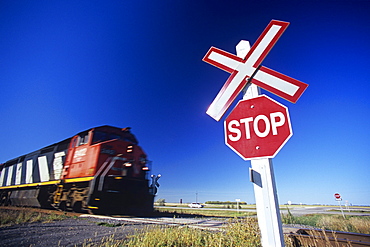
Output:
[{"xmin": 0, "ymin": 217, "xmax": 150, "ymax": 247}]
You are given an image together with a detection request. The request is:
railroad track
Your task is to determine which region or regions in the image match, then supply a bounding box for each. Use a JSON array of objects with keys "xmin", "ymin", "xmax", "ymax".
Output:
[
  {"xmin": 287, "ymin": 228, "xmax": 370, "ymax": 247},
  {"xmin": 80, "ymin": 214, "xmax": 228, "ymax": 231}
]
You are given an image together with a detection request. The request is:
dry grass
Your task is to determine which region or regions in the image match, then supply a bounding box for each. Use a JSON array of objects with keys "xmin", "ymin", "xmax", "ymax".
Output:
[
  {"xmin": 316, "ymin": 215, "xmax": 370, "ymax": 234},
  {"xmin": 125, "ymin": 217, "xmax": 261, "ymax": 247},
  {"xmin": 0, "ymin": 207, "xmax": 68, "ymax": 227},
  {"xmin": 121, "ymin": 214, "xmax": 370, "ymax": 246},
  {"xmin": 82, "ymin": 217, "xmax": 261, "ymax": 247},
  {"xmin": 281, "ymin": 208, "xmax": 370, "ymax": 234}
]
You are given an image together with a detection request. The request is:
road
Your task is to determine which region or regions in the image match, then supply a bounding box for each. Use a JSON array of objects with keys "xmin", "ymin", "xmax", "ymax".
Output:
[{"xmin": 156, "ymin": 205, "xmax": 370, "ymax": 217}]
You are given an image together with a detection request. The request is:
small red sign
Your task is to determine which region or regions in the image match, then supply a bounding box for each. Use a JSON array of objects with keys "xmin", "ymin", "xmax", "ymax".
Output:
[
  {"xmin": 334, "ymin": 193, "xmax": 341, "ymax": 199},
  {"xmin": 224, "ymin": 95, "xmax": 292, "ymax": 160}
]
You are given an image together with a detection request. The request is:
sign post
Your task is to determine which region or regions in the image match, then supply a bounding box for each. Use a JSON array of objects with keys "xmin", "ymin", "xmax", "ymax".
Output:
[
  {"xmin": 226, "ymin": 40, "xmax": 286, "ymax": 247},
  {"xmin": 236, "ymin": 198, "xmax": 240, "ymax": 214},
  {"xmin": 203, "ymin": 20, "xmax": 308, "ymax": 247},
  {"xmin": 238, "ymin": 43, "xmax": 285, "ymax": 245},
  {"xmin": 250, "ymin": 158, "xmax": 285, "ymax": 246},
  {"xmin": 334, "ymin": 193, "xmax": 345, "ymax": 218}
]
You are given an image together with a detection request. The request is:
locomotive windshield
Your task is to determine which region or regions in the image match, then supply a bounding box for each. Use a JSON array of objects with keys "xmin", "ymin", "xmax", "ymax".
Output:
[{"xmin": 92, "ymin": 131, "xmax": 138, "ymax": 145}]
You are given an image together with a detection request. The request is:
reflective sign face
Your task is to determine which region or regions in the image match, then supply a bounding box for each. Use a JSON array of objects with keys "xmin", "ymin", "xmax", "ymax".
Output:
[
  {"xmin": 224, "ymin": 95, "xmax": 292, "ymax": 160},
  {"xmin": 203, "ymin": 20, "xmax": 308, "ymax": 122}
]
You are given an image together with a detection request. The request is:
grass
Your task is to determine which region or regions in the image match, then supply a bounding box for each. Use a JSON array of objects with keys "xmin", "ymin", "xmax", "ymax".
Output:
[
  {"xmin": 281, "ymin": 208, "xmax": 370, "ymax": 234},
  {"xmin": 82, "ymin": 217, "xmax": 262, "ymax": 247},
  {"xmin": 91, "ymin": 212, "xmax": 370, "ymax": 246},
  {"xmin": 0, "ymin": 207, "xmax": 69, "ymax": 227},
  {"xmin": 124, "ymin": 214, "xmax": 370, "ymax": 247},
  {"xmin": 96, "ymin": 222, "xmax": 123, "ymax": 227},
  {"xmin": 126, "ymin": 218, "xmax": 261, "ymax": 247}
]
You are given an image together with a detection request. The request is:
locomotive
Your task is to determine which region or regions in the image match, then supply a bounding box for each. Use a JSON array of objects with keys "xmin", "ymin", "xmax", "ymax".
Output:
[{"xmin": 0, "ymin": 125, "xmax": 154, "ymax": 215}]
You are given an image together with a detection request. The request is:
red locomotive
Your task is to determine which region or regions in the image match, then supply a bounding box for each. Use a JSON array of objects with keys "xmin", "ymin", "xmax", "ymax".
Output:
[{"xmin": 0, "ymin": 125, "xmax": 155, "ymax": 215}]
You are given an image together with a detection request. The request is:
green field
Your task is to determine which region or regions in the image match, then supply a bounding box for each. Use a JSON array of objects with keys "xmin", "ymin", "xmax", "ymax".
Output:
[{"xmin": 155, "ymin": 207, "xmax": 257, "ymax": 218}]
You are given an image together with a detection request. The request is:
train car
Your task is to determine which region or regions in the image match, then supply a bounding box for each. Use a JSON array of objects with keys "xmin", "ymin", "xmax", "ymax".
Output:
[{"xmin": 0, "ymin": 125, "xmax": 154, "ymax": 215}]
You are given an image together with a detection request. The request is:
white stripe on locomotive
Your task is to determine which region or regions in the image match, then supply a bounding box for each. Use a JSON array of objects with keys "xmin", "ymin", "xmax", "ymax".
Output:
[
  {"xmin": 38, "ymin": 156, "xmax": 50, "ymax": 182},
  {"xmin": 26, "ymin": 160, "xmax": 33, "ymax": 184},
  {"xmin": 53, "ymin": 151, "xmax": 65, "ymax": 180},
  {"xmin": 6, "ymin": 166, "xmax": 13, "ymax": 186},
  {"xmin": 0, "ymin": 168, "xmax": 5, "ymax": 186},
  {"xmin": 15, "ymin": 162, "xmax": 22, "ymax": 185}
]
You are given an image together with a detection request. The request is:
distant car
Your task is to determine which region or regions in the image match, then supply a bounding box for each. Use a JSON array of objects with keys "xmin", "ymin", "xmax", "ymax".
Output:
[{"xmin": 188, "ymin": 202, "xmax": 204, "ymax": 208}]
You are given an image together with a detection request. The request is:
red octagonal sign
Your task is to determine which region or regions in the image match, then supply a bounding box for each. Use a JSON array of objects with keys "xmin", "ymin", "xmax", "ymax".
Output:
[{"xmin": 224, "ymin": 95, "xmax": 292, "ymax": 160}]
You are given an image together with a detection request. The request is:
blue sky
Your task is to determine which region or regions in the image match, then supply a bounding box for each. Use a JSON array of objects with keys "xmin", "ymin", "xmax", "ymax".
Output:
[{"xmin": 1, "ymin": 1, "xmax": 369, "ymax": 206}]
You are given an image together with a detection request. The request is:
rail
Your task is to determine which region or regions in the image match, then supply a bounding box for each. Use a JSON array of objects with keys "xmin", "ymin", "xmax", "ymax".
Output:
[{"xmin": 287, "ymin": 228, "xmax": 370, "ymax": 247}]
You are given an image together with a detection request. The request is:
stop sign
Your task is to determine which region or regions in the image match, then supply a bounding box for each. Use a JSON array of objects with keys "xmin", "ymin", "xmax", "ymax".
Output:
[
  {"xmin": 224, "ymin": 95, "xmax": 292, "ymax": 160},
  {"xmin": 334, "ymin": 193, "xmax": 341, "ymax": 199}
]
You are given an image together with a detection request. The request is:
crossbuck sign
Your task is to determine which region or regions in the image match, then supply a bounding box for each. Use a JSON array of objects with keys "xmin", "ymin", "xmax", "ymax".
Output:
[
  {"xmin": 203, "ymin": 20, "xmax": 309, "ymax": 247},
  {"xmin": 203, "ymin": 20, "xmax": 308, "ymax": 121}
]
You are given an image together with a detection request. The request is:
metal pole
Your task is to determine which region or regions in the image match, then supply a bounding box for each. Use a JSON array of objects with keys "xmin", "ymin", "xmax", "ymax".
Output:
[
  {"xmin": 338, "ymin": 199, "xmax": 345, "ymax": 219},
  {"xmin": 250, "ymin": 158, "xmax": 285, "ymax": 246},
  {"xmin": 237, "ymin": 40, "xmax": 285, "ymax": 247}
]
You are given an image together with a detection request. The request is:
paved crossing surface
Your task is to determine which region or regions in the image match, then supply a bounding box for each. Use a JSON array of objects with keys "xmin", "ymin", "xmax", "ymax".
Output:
[{"xmin": 80, "ymin": 214, "xmax": 228, "ymax": 231}]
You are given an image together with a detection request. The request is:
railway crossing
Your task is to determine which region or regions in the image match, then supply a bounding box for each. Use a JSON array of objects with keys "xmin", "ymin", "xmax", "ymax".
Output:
[{"xmin": 203, "ymin": 20, "xmax": 309, "ymax": 247}]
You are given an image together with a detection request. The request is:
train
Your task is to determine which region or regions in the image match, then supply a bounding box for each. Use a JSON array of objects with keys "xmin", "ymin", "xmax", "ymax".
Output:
[{"xmin": 0, "ymin": 125, "xmax": 155, "ymax": 215}]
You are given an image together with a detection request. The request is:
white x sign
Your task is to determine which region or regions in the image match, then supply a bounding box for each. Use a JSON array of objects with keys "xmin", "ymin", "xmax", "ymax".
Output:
[{"xmin": 203, "ymin": 20, "xmax": 308, "ymax": 121}]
